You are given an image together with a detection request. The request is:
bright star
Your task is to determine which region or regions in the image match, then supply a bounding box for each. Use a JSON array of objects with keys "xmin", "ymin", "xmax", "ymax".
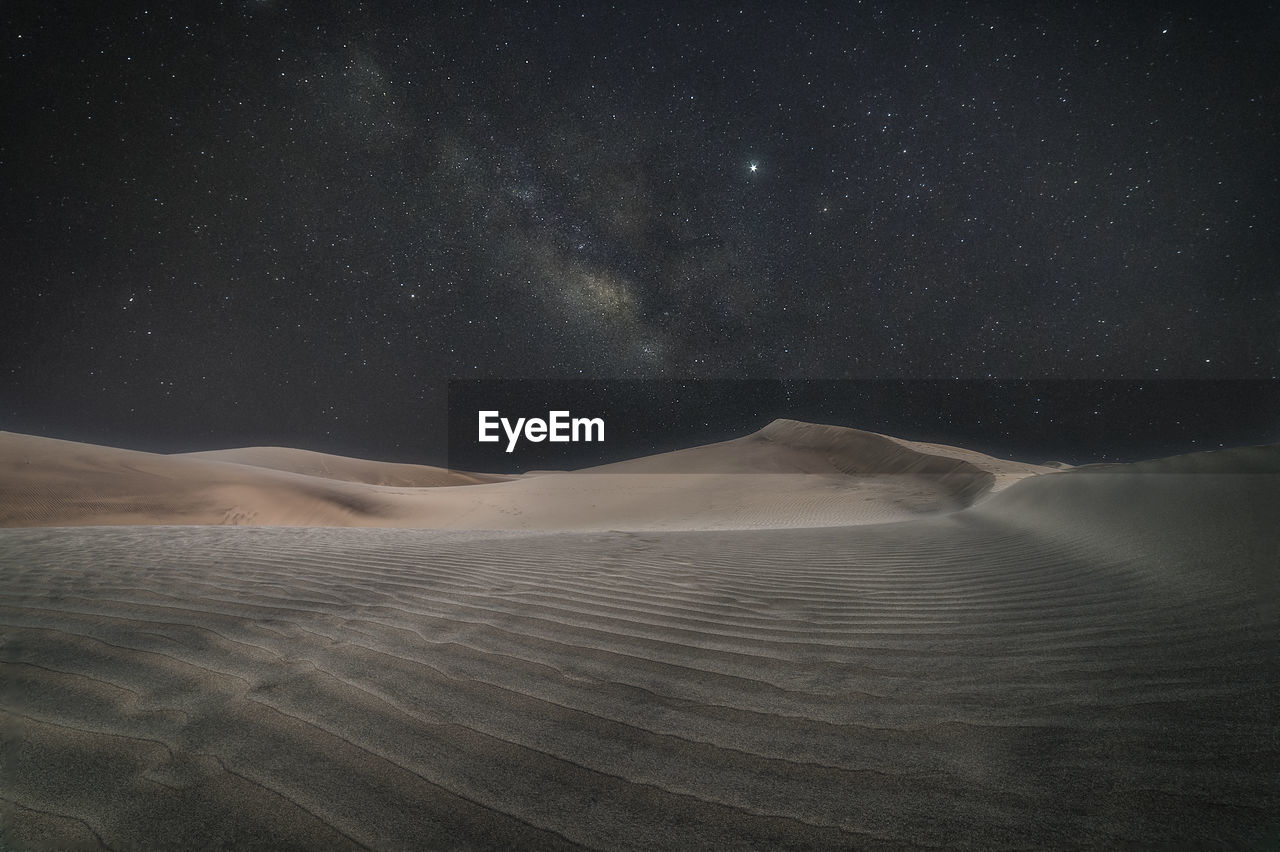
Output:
[{"xmin": 749, "ymin": 162, "xmax": 758, "ymax": 173}]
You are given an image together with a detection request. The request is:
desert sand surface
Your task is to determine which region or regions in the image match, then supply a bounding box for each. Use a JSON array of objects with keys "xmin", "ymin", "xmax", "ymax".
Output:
[
  {"xmin": 177, "ymin": 446, "xmax": 510, "ymax": 487},
  {"xmin": 2, "ymin": 429, "xmax": 1279, "ymax": 849},
  {"xmin": 0, "ymin": 421, "xmax": 1051, "ymax": 531},
  {"xmin": 0, "ymin": 432, "xmax": 506, "ymax": 528}
]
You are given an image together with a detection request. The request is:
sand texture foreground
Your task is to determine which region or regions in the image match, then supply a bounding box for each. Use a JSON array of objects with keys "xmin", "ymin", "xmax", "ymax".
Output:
[{"xmin": 2, "ymin": 444, "xmax": 1279, "ymax": 849}]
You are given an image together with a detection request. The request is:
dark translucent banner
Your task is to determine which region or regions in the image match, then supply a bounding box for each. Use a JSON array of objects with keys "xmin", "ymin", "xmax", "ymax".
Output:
[{"xmin": 446, "ymin": 379, "xmax": 1280, "ymax": 473}]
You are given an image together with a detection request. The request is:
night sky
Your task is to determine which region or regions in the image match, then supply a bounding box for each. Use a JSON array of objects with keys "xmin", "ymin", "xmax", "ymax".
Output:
[{"xmin": 3, "ymin": 2, "xmax": 1277, "ymax": 463}]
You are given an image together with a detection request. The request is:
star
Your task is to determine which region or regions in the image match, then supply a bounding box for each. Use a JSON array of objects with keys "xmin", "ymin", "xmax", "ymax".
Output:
[{"xmin": 2, "ymin": 1, "xmax": 1272, "ymax": 462}]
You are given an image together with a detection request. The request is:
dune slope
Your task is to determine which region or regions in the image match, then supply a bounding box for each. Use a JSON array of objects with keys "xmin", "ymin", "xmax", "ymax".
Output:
[
  {"xmin": 2, "ymin": 445, "xmax": 1277, "ymax": 849},
  {"xmin": 0, "ymin": 422, "xmax": 1049, "ymax": 530},
  {"xmin": 0, "ymin": 432, "xmax": 417, "ymax": 527},
  {"xmin": 178, "ymin": 446, "xmax": 508, "ymax": 487}
]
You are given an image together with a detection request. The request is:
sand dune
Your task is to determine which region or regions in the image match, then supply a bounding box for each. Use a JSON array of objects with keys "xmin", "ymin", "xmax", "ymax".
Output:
[
  {"xmin": 577, "ymin": 418, "xmax": 1053, "ymax": 496},
  {"xmin": 0, "ymin": 422, "xmax": 1052, "ymax": 530},
  {"xmin": 364, "ymin": 420, "xmax": 1051, "ymax": 530},
  {"xmin": 178, "ymin": 446, "xmax": 509, "ymax": 487},
  {"xmin": 0, "ymin": 432, "xmax": 419, "ymax": 528},
  {"xmin": 2, "ymin": 429, "xmax": 1277, "ymax": 848},
  {"xmin": 2, "ymin": 442, "xmax": 1277, "ymax": 848}
]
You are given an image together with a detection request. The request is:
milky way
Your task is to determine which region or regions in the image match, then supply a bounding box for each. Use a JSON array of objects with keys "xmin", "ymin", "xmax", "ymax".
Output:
[{"xmin": 2, "ymin": 2, "xmax": 1276, "ymax": 458}]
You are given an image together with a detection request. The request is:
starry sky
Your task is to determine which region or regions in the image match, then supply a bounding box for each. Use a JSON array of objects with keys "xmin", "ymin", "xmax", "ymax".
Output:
[{"xmin": 3, "ymin": 1, "xmax": 1277, "ymax": 462}]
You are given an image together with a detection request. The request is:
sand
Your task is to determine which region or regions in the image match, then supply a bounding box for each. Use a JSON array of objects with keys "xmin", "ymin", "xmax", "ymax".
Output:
[
  {"xmin": 0, "ymin": 421, "xmax": 1053, "ymax": 531},
  {"xmin": 176, "ymin": 447, "xmax": 510, "ymax": 488},
  {"xmin": 2, "ymin": 426, "xmax": 1278, "ymax": 849}
]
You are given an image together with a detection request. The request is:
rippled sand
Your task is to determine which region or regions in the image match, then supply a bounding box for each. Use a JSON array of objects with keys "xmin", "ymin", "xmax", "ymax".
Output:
[{"xmin": 3, "ymin": 447, "xmax": 1278, "ymax": 849}]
